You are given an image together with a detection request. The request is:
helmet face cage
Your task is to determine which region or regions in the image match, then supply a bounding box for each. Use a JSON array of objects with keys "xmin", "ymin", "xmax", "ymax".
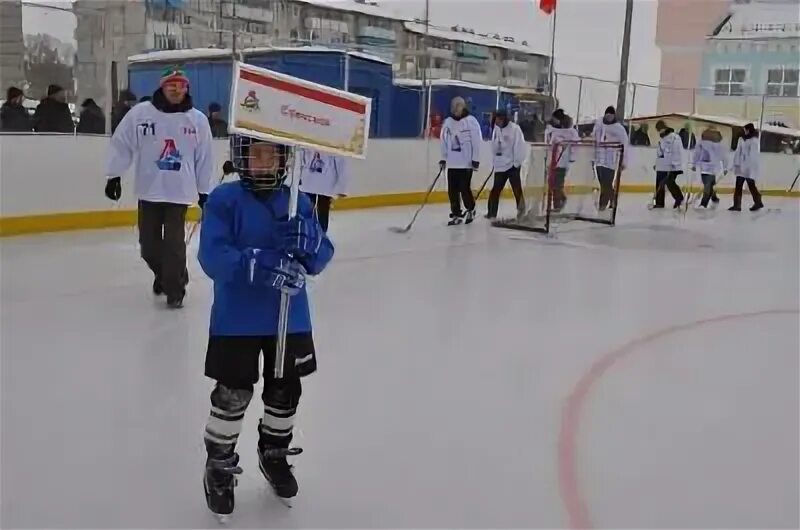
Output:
[{"xmin": 229, "ymin": 134, "xmax": 292, "ymax": 191}]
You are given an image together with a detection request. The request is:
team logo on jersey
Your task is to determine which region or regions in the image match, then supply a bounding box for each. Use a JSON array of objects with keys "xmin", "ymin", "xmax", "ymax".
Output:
[
  {"xmin": 240, "ymin": 90, "xmax": 260, "ymax": 112},
  {"xmin": 309, "ymin": 153, "xmax": 325, "ymax": 173},
  {"xmin": 156, "ymin": 139, "xmax": 182, "ymax": 171}
]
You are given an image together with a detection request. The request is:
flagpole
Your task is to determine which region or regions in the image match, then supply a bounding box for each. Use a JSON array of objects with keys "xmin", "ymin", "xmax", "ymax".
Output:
[{"xmin": 548, "ymin": 3, "xmax": 557, "ymax": 111}]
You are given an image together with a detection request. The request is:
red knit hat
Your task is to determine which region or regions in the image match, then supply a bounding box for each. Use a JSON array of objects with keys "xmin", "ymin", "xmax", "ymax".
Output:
[{"xmin": 160, "ymin": 66, "xmax": 189, "ymax": 87}]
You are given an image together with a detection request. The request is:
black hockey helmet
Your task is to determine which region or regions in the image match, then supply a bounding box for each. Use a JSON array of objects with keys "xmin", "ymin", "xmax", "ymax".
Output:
[{"xmin": 229, "ymin": 134, "xmax": 290, "ymax": 192}]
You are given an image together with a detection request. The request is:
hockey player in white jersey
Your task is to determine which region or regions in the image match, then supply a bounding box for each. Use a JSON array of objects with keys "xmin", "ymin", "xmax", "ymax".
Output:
[
  {"xmin": 105, "ymin": 66, "xmax": 214, "ymax": 308},
  {"xmin": 691, "ymin": 125, "xmax": 728, "ymax": 208},
  {"xmin": 654, "ymin": 120, "xmax": 685, "ymax": 209},
  {"xmin": 486, "ymin": 108, "xmax": 526, "ymax": 219},
  {"xmin": 297, "ymin": 149, "xmax": 348, "ymax": 232},
  {"xmin": 591, "ymin": 106, "xmax": 629, "ymax": 210},
  {"xmin": 545, "ymin": 108, "xmax": 580, "ymax": 212},
  {"xmin": 729, "ymin": 123, "xmax": 764, "ymax": 211},
  {"xmin": 439, "ymin": 96, "xmax": 483, "ymax": 225}
]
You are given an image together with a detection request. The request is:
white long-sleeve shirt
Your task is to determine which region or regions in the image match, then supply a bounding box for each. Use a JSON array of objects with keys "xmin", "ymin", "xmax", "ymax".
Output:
[
  {"xmin": 440, "ymin": 114, "xmax": 483, "ymax": 169},
  {"xmin": 546, "ymin": 126, "xmax": 581, "ymax": 169},
  {"xmin": 298, "ymin": 149, "xmax": 349, "ymax": 197},
  {"xmin": 591, "ymin": 119, "xmax": 630, "ymax": 170},
  {"xmin": 106, "ymin": 101, "xmax": 214, "ymax": 205},
  {"xmin": 733, "ymin": 136, "xmax": 760, "ymax": 181},
  {"xmin": 692, "ymin": 140, "xmax": 730, "ymax": 175},
  {"xmin": 655, "ymin": 131, "xmax": 684, "ymax": 172},
  {"xmin": 491, "ymin": 121, "xmax": 527, "ymax": 172}
]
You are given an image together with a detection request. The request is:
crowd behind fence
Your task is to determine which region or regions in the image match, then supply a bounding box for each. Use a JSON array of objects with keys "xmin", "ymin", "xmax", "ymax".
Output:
[{"xmin": 2, "ymin": 69, "xmax": 799, "ymax": 154}]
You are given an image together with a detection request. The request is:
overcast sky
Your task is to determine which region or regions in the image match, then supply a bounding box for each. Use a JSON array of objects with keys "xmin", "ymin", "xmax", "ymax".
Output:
[{"xmin": 23, "ymin": 0, "xmax": 661, "ymax": 116}]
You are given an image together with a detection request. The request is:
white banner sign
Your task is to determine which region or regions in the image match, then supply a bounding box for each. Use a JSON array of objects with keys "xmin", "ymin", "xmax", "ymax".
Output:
[{"xmin": 229, "ymin": 61, "xmax": 372, "ymax": 159}]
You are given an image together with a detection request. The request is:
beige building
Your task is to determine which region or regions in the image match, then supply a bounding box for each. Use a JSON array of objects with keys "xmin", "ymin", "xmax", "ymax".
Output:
[{"xmin": 73, "ymin": 0, "xmax": 550, "ymax": 108}]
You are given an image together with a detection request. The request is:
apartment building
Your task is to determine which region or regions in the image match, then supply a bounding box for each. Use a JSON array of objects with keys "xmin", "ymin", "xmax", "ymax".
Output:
[
  {"xmin": 73, "ymin": 0, "xmax": 549, "ymax": 107},
  {"xmin": 697, "ymin": 0, "xmax": 800, "ymax": 127}
]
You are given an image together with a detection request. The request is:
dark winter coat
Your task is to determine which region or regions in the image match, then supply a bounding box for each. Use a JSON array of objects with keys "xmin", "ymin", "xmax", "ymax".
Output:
[
  {"xmin": 33, "ymin": 97, "xmax": 74, "ymax": 133},
  {"xmin": 0, "ymin": 101, "xmax": 32, "ymax": 132},
  {"xmin": 208, "ymin": 116, "xmax": 228, "ymax": 138},
  {"xmin": 77, "ymin": 104, "xmax": 106, "ymax": 134}
]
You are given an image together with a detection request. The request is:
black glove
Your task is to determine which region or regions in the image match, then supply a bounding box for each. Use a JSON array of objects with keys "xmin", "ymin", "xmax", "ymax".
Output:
[
  {"xmin": 471, "ymin": 161, "xmax": 480, "ymax": 170},
  {"xmin": 438, "ymin": 160, "xmax": 446, "ymax": 170},
  {"xmin": 105, "ymin": 177, "xmax": 121, "ymax": 201},
  {"xmin": 222, "ymin": 160, "xmax": 235, "ymax": 174},
  {"xmin": 198, "ymin": 193, "xmax": 208, "ymax": 209}
]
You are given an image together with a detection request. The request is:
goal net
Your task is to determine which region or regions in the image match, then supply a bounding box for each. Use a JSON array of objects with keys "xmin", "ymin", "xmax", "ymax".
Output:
[{"xmin": 492, "ymin": 141, "xmax": 624, "ymax": 233}]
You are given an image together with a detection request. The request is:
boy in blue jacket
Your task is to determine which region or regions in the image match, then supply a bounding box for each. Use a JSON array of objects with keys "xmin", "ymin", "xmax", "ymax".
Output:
[{"xmin": 198, "ymin": 135, "xmax": 334, "ymax": 518}]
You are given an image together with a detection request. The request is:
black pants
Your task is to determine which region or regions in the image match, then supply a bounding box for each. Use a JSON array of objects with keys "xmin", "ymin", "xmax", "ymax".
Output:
[
  {"xmin": 655, "ymin": 171, "xmax": 684, "ymax": 207},
  {"xmin": 596, "ymin": 166, "xmax": 617, "ymax": 210},
  {"xmin": 732, "ymin": 176, "xmax": 763, "ymax": 208},
  {"xmin": 137, "ymin": 200, "xmax": 188, "ymax": 298},
  {"xmin": 305, "ymin": 193, "xmax": 332, "ymax": 232},
  {"xmin": 487, "ymin": 167, "xmax": 525, "ymax": 218},
  {"xmin": 447, "ymin": 168, "xmax": 475, "ymax": 216},
  {"xmin": 700, "ymin": 174, "xmax": 720, "ymax": 207},
  {"xmin": 204, "ymin": 334, "xmax": 316, "ymax": 452}
]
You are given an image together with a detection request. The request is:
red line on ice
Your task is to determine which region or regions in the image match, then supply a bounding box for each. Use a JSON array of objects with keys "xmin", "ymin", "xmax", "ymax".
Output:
[{"xmin": 557, "ymin": 308, "xmax": 799, "ymax": 529}]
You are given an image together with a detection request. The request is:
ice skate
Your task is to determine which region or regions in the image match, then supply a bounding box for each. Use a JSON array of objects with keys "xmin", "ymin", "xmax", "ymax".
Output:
[
  {"xmin": 447, "ymin": 213, "xmax": 464, "ymax": 226},
  {"xmin": 167, "ymin": 290, "xmax": 185, "ymax": 309},
  {"xmin": 203, "ymin": 452, "xmax": 243, "ymax": 522},
  {"xmin": 152, "ymin": 276, "xmax": 164, "ymax": 296},
  {"xmin": 464, "ymin": 209, "xmax": 476, "ymax": 224},
  {"xmin": 749, "ymin": 203, "xmax": 764, "ymax": 212},
  {"xmin": 258, "ymin": 445, "xmax": 303, "ymax": 506}
]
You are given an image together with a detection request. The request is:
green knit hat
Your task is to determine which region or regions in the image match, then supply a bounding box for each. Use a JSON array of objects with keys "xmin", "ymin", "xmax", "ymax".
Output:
[{"xmin": 160, "ymin": 66, "xmax": 189, "ymax": 87}]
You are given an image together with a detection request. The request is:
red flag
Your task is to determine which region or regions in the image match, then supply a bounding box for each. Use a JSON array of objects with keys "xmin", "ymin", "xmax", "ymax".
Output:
[{"xmin": 539, "ymin": 0, "xmax": 556, "ymax": 14}]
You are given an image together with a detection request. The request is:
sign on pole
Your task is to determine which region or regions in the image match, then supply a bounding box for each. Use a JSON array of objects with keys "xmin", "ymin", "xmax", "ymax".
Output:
[{"xmin": 229, "ymin": 61, "xmax": 372, "ymax": 159}]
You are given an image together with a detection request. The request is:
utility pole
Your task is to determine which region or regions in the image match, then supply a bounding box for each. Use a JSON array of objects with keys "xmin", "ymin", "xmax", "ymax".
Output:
[
  {"xmin": 615, "ymin": 0, "xmax": 634, "ymax": 118},
  {"xmin": 420, "ymin": 0, "xmax": 429, "ymax": 137}
]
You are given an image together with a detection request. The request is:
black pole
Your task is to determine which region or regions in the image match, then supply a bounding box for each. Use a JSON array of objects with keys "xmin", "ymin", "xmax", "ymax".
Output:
[{"xmin": 616, "ymin": 0, "xmax": 634, "ymax": 117}]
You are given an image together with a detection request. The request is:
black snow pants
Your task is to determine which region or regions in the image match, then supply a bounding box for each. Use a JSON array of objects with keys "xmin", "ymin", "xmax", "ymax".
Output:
[{"xmin": 137, "ymin": 200, "xmax": 188, "ymax": 299}]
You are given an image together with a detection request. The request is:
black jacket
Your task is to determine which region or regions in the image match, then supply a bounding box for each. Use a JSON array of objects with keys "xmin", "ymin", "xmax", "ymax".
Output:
[
  {"xmin": 0, "ymin": 102, "xmax": 32, "ymax": 132},
  {"xmin": 33, "ymin": 98, "xmax": 74, "ymax": 133},
  {"xmin": 208, "ymin": 116, "xmax": 228, "ymax": 138},
  {"xmin": 77, "ymin": 104, "xmax": 106, "ymax": 134}
]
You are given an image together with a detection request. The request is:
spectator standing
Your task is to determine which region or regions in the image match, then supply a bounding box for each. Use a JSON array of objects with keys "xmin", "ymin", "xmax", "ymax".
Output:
[
  {"xmin": 111, "ymin": 89, "xmax": 137, "ymax": 133},
  {"xmin": 207, "ymin": 102, "xmax": 228, "ymax": 138},
  {"xmin": 33, "ymin": 84, "xmax": 74, "ymax": 133},
  {"xmin": 76, "ymin": 98, "xmax": 106, "ymax": 134},
  {"xmin": 0, "ymin": 86, "xmax": 31, "ymax": 132}
]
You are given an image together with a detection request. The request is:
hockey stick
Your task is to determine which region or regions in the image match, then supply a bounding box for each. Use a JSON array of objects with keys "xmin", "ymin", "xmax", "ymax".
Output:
[
  {"xmin": 185, "ymin": 165, "xmax": 235, "ymax": 245},
  {"xmin": 473, "ymin": 167, "xmax": 495, "ymax": 201},
  {"xmin": 388, "ymin": 167, "xmax": 444, "ymax": 234},
  {"xmin": 787, "ymin": 170, "xmax": 799, "ymax": 194}
]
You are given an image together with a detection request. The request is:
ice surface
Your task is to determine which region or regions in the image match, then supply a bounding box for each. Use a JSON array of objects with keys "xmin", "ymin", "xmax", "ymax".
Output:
[{"xmin": 1, "ymin": 196, "xmax": 798, "ymax": 529}]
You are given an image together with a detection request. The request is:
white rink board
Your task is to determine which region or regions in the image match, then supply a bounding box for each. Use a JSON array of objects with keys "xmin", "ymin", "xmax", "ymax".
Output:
[{"xmin": 0, "ymin": 134, "xmax": 798, "ymax": 217}]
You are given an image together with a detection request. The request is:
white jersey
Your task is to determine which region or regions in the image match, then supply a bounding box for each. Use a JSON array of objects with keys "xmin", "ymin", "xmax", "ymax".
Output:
[
  {"xmin": 545, "ymin": 126, "xmax": 581, "ymax": 169},
  {"xmin": 297, "ymin": 149, "xmax": 349, "ymax": 198},
  {"xmin": 591, "ymin": 119, "xmax": 630, "ymax": 169},
  {"xmin": 692, "ymin": 140, "xmax": 730, "ymax": 175},
  {"xmin": 491, "ymin": 121, "xmax": 527, "ymax": 173},
  {"xmin": 733, "ymin": 136, "xmax": 760, "ymax": 181},
  {"xmin": 440, "ymin": 114, "xmax": 483, "ymax": 169},
  {"xmin": 106, "ymin": 101, "xmax": 214, "ymax": 205},
  {"xmin": 655, "ymin": 131, "xmax": 684, "ymax": 172}
]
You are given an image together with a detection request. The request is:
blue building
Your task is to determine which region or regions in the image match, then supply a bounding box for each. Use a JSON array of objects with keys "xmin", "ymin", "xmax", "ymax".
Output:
[{"xmin": 698, "ymin": 0, "xmax": 799, "ymax": 127}]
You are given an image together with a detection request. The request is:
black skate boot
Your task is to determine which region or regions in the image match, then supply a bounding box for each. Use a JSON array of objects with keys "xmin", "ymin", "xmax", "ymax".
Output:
[
  {"xmin": 464, "ymin": 209, "xmax": 476, "ymax": 224},
  {"xmin": 257, "ymin": 425, "xmax": 303, "ymax": 505},
  {"xmin": 447, "ymin": 213, "xmax": 464, "ymax": 226},
  {"xmin": 203, "ymin": 451, "xmax": 243, "ymax": 521},
  {"xmin": 749, "ymin": 202, "xmax": 764, "ymax": 212}
]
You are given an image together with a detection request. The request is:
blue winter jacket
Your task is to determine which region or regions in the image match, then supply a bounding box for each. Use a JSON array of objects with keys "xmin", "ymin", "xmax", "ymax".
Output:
[{"xmin": 198, "ymin": 181, "xmax": 334, "ymax": 336}]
